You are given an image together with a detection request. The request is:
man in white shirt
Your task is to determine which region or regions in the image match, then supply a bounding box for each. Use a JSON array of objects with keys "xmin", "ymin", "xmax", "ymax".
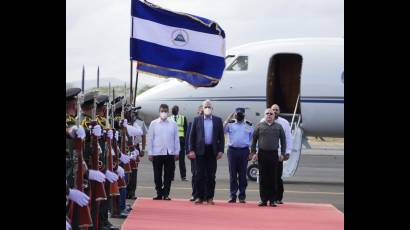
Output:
[{"xmin": 147, "ymin": 104, "xmax": 180, "ymax": 200}]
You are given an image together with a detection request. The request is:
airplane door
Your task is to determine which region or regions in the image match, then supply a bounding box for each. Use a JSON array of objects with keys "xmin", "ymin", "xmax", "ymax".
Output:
[{"xmin": 266, "ymin": 53, "xmax": 302, "ymax": 115}]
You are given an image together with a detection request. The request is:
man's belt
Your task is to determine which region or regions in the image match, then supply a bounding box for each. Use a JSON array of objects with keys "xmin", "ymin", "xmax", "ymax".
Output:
[{"xmin": 229, "ymin": 146, "xmax": 249, "ymax": 150}]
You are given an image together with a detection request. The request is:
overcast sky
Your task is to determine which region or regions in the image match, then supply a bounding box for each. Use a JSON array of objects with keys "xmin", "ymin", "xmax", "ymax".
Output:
[{"xmin": 66, "ymin": 0, "xmax": 343, "ymax": 86}]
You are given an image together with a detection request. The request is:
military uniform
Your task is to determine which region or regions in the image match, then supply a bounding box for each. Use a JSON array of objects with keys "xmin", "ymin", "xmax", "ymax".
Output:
[
  {"xmin": 224, "ymin": 108, "xmax": 254, "ymax": 202},
  {"xmin": 110, "ymin": 98, "xmax": 129, "ymax": 218},
  {"xmin": 66, "ymin": 88, "xmax": 93, "ymax": 229},
  {"xmin": 95, "ymin": 94, "xmax": 120, "ymax": 230},
  {"xmin": 80, "ymin": 91, "xmax": 107, "ymax": 230}
]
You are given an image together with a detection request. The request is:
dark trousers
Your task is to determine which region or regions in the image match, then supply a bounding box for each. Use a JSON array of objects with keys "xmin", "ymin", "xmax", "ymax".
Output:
[
  {"xmin": 152, "ymin": 155, "xmax": 175, "ymax": 197},
  {"xmin": 127, "ymin": 169, "xmax": 138, "ymax": 198},
  {"xmin": 99, "ymin": 182, "xmax": 113, "ymax": 226},
  {"xmin": 195, "ymin": 145, "xmax": 217, "ymax": 200},
  {"xmin": 227, "ymin": 147, "xmax": 249, "ymax": 200},
  {"xmin": 258, "ymin": 149, "xmax": 278, "ymax": 203},
  {"xmin": 178, "ymin": 137, "xmax": 187, "ymax": 178},
  {"xmin": 190, "ymin": 159, "xmax": 197, "ymax": 198},
  {"xmin": 127, "ymin": 145, "xmax": 140, "ymax": 197},
  {"xmin": 276, "ymin": 161, "xmax": 284, "ymax": 201}
]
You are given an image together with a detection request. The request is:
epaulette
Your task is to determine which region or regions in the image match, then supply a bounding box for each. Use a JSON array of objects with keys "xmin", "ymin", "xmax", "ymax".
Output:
[
  {"xmin": 228, "ymin": 119, "xmax": 235, "ymax": 123},
  {"xmin": 245, "ymin": 120, "xmax": 253, "ymax": 126},
  {"xmin": 66, "ymin": 115, "xmax": 76, "ymax": 127}
]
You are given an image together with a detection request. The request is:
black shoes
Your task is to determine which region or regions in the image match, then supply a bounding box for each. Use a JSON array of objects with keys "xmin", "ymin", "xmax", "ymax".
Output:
[
  {"xmin": 207, "ymin": 199, "xmax": 215, "ymax": 205},
  {"xmin": 228, "ymin": 198, "xmax": 236, "ymax": 203},
  {"xmin": 189, "ymin": 197, "xmax": 196, "ymax": 202},
  {"xmin": 194, "ymin": 198, "xmax": 203, "ymax": 204},
  {"xmin": 181, "ymin": 177, "xmax": 188, "ymax": 181},
  {"xmin": 258, "ymin": 201, "xmax": 267, "ymax": 206},
  {"xmin": 239, "ymin": 199, "xmax": 246, "ymax": 203},
  {"xmin": 269, "ymin": 201, "xmax": 277, "ymax": 207},
  {"xmin": 163, "ymin": 196, "xmax": 172, "ymax": 201},
  {"xmin": 276, "ymin": 200, "xmax": 283, "ymax": 204},
  {"xmin": 153, "ymin": 196, "xmax": 163, "ymax": 200}
]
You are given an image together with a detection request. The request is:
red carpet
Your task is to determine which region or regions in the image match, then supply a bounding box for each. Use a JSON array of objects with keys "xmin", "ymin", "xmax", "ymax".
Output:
[{"xmin": 121, "ymin": 198, "xmax": 343, "ymax": 230}]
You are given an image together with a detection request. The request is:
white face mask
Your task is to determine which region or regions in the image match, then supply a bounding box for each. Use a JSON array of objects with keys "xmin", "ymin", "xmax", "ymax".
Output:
[
  {"xmin": 204, "ymin": 108, "xmax": 212, "ymax": 116},
  {"xmin": 160, "ymin": 112, "xmax": 168, "ymax": 119}
]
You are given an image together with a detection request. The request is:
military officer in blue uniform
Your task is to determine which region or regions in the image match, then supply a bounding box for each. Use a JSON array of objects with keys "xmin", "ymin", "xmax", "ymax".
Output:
[{"xmin": 223, "ymin": 108, "xmax": 254, "ymax": 203}]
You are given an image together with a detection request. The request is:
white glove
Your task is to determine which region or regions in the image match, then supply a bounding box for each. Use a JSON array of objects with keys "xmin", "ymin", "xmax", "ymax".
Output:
[
  {"xmin": 114, "ymin": 131, "xmax": 119, "ymax": 141},
  {"xmin": 120, "ymin": 153, "xmax": 131, "ymax": 164},
  {"xmin": 121, "ymin": 119, "xmax": 128, "ymax": 128},
  {"xmin": 68, "ymin": 188, "xmax": 90, "ymax": 207},
  {"xmin": 88, "ymin": 169, "xmax": 106, "ymax": 182},
  {"xmin": 116, "ymin": 165, "xmax": 125, "ymax": 178},
  {"xmin": 92, "ymin": 125, "xmax": 102, "ymax": 137},
  {"xmin": 106, "ymin": 129, "xmax": 113, "ymax": 139},
  {"xmin": 105, "ymin": 170, "xmax": 119, "ymax": 183},
  {"xmin": 75, "ymin": 126, "xmax": 86, "ymax": 139},
  {"xmin": 66, "ymin": 220, "xmax": 71, "ymax": 230},
  {"xmin": 130, "ymin": 150, "xmax": 139, "ymax": 160}
]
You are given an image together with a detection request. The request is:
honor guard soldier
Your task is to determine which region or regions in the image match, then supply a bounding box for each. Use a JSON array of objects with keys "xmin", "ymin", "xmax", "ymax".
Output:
[
  {"xmin": 80, "ymin": 91, "xmax": 109, "ymax": 229},
  {"xmin": 96, "ymin": 95, "xmax": 120, "ymax": 230},
  {"xmin": 125, "ymin": 105, "xmax": 146, "ymax": 200},
  {"xmin": 66, "ymin": 88, "xmax": 91, "ymax": 230},
  {"xmin": 223, "ymin": 108, "xmax": 254, "ymax": 203}
]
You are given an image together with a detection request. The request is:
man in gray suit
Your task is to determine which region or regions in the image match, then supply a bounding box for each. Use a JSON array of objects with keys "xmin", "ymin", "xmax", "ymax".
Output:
[{"xmin": 188, "ymin": 100, "xmax": 225, "ymax": 205}]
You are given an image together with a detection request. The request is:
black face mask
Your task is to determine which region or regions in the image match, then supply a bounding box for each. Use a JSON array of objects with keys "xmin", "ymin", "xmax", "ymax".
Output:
[
  {"xmin": 236, "ymin": 113, "xmax": 245, "ymax": 121},
  {"xmin": 172, "ymin": 109, "xmax": 178, "ymax": 116}
]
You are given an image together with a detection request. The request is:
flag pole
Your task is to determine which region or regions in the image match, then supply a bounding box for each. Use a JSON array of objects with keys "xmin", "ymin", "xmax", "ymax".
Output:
[
  {"xmin": 130, "ymin": 60, "xmax": 133, "ymax": 105},
  {"xmin": 133, "ymin": 62, "xmax": 139, "ymax": 106}
]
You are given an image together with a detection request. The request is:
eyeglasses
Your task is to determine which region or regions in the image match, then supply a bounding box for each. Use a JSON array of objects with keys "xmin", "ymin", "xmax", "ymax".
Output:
[
  {"xmin": 204, "ymin": 106, "xmax": 212, "ymax": 109},
  {"xmin": 265, "ymin": 113, "xmax": 274, "ymax": 115}
]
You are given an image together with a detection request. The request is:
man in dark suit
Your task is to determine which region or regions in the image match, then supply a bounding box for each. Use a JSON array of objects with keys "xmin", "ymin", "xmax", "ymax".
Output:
[{"xmin": 188, "ymin": 100, "xmax": 225, "ymax": 205}]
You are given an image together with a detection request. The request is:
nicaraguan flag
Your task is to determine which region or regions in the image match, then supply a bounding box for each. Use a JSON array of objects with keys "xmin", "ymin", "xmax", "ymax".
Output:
[{"xmin": 130, "ymin": 0, "xmax": 226, "ymax": 87}]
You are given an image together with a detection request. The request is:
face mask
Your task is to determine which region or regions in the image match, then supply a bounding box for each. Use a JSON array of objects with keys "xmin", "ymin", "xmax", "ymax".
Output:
[
  {"xmin": 160, "ymin": 112, "xmax": 168, "ymax": 119},
  {"xmin": 204, "ymin": 108, "xmax": 212, "ymax": 116},
  {"xmin": 236, "ymin": 113, "xmax": 244, "ymax": 121}
]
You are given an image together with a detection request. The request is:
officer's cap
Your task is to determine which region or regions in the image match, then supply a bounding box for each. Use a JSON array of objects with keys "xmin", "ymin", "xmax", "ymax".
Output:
[
  {"xmin": 235, "ymin": 107, "xmax": 245, "ymax": 114},
  {"xmin": 81, "ymin": 91, "xmax": 98, "ymax": 106},
  {"xmin": 66, "ymin": 88, "xmax": 81, "ymax": 101},
  {"xmin": 96, "ymin": 95, "xmax": 109, "ymax": 107}
]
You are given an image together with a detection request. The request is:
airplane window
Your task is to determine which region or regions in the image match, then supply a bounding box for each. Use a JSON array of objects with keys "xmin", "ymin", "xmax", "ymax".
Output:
[
  {"xmin": 225, "ymin": 55, "xmax": 235, "ymax": 67},
  {"xmin": 225, "ymin": 56, "xmax": 248, "ymax": 71}
]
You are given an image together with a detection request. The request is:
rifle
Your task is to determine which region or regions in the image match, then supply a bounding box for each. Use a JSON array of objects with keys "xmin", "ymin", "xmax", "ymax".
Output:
[
  {"xmin": 121, "ymin": 83, "xmax": 132, "ymax": 173},
  {"xmin": 106, "ymin": 82, "xmax": 120, "ymax": 196},
  {"xmin": 90, "ymin": 92, "xmax": 107, "ymax": 201},
  {"xmin": 71, "ymin": 93, "xmax": 93, "ymax": 227},
  {"xmin": 111, "ymin": 93, "xmax": 127, "ymax": 189}
]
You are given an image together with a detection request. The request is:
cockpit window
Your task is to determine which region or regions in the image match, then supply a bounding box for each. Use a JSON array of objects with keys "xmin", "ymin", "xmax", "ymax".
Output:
[
  {"xmin": 225, "ymin": 55, "xmax": 235, "ymax": 67},
  {"xmin": 225, "ymin": 56, "xmax": 248, "ymax": 71}
]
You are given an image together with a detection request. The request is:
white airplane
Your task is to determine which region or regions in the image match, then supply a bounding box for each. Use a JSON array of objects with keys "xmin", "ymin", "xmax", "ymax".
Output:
[{"xmin": 134, "ymin": 37, "xmax": 344, "ymax": 177}]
